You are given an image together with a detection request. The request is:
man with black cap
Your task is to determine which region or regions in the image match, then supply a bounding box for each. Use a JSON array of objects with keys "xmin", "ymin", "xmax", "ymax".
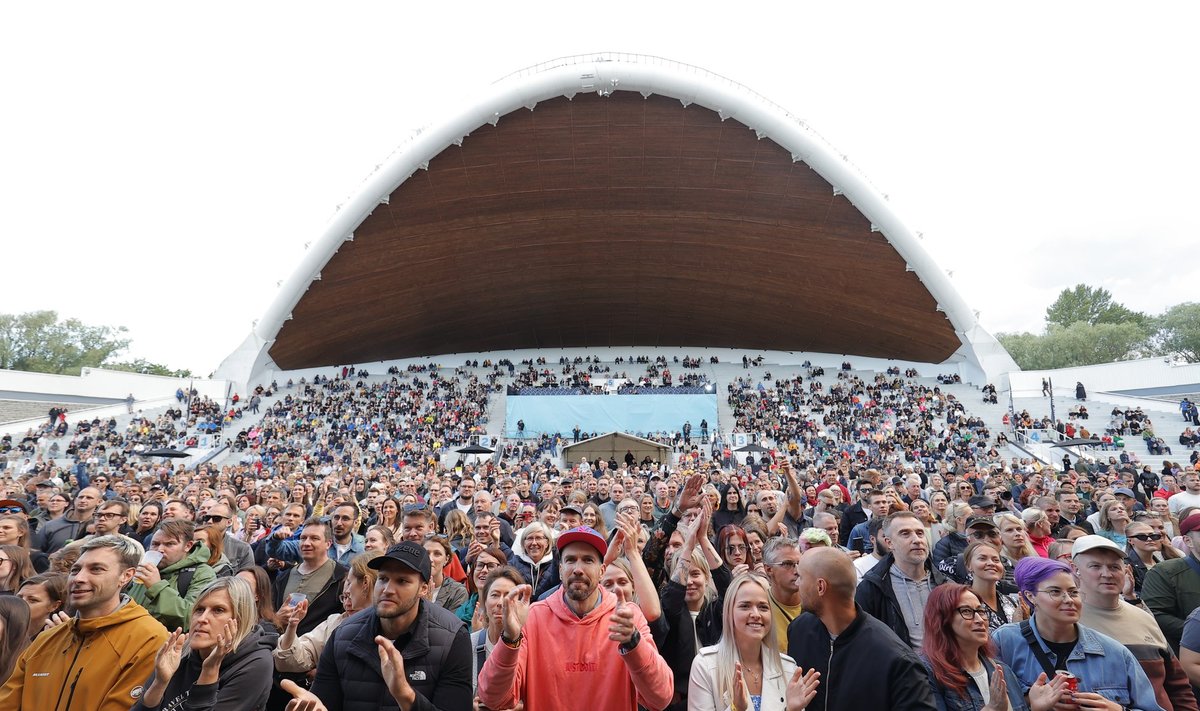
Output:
[
  {"xmin": 477, "ymin": 525, "xmax": 673, "ymax": 710},
  {"xmin": 294, "ymin": 540, "xmax": 472, "ymax": 711},
  {"xmin": 936, "ymin": 515, "xmax": 1007, "ymax": 586}
]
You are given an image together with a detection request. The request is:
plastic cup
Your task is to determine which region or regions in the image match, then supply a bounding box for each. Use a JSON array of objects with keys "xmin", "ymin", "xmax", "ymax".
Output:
[{"xmin": 288, "ymin": 592, "xmax": 306, "ymax": 607}]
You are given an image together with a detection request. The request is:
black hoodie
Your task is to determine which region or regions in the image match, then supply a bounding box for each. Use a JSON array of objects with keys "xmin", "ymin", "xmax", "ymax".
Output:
[{"xmin": 132, "ymin": 625, "xmax": 275, "ymax": 711}]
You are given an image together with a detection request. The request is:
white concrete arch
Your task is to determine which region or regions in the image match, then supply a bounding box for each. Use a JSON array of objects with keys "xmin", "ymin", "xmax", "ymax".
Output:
[{"xmin": 216, "ymin": 53, "xmax": 1017, "ymax": 386}]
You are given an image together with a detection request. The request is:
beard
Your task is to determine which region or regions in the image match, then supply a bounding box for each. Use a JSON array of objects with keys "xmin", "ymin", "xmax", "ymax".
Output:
[
  {"xmin": 376, "ymin": 594, "xmax": 419, "ymax": 620},
  {"xmin": 565, "ymin": 576, "xmax": 596, "ymax": 602}
]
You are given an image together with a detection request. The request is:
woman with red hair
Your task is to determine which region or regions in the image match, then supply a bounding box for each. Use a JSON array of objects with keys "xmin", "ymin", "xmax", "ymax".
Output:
[
  {"xmin": 717, "ymin": 524, "xmax": 755, "ymax": 576},
  {"xmin": 920, "ymin": 583, "xmax": 1064, "ymax": 711}
]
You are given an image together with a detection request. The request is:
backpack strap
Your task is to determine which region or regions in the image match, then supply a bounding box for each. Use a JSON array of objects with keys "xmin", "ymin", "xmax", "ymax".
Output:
[
  {"xmin": 1019, "ymin": 619, "xmax": 1057, "ymax": 677},
  {"xmin": 176, "ymin": 566, "xmax": 196, "ymax": 598}
]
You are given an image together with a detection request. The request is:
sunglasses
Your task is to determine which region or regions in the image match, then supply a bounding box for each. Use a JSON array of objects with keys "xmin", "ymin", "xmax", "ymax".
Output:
[
  {"xmin": 201, "ymin": 514, "xmax": 229, "ymax": 523},
  {"xmin": 403, "ymin": 503, "xmax": 429, "ymax": 513},
  {"xmin": 0, "ymin": 507, "xmax": 23, "ymax": 514},
  {"xmin": 1129, "ymin": 533, "xmax": 1164, "ymax": 542}
]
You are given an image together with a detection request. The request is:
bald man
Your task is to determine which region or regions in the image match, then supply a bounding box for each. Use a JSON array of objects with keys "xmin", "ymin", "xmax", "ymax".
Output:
[{"xmin": 787, "ymin": 549, "xmax": 935, "ymax": 711}]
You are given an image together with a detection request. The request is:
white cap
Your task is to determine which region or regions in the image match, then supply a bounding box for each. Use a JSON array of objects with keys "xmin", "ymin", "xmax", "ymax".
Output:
[{"xmin": 1071, "ymin": 534, "xmax": 1125, "ymax": 558}]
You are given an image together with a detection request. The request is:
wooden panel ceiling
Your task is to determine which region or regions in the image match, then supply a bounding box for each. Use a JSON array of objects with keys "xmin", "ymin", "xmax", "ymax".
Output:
[{"xmin": 269, "ymin": 93, "xmax": 960, "ymax": 369}]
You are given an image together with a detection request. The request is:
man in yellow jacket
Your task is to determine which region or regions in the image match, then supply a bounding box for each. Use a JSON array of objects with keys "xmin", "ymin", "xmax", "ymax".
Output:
[{"xmin": 0, "ymin": 534, "xmax": 169, "ymax": 711}]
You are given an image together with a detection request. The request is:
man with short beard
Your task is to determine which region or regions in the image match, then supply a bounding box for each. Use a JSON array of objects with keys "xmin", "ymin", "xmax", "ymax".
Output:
[
  {"xmin": 0, "ymin": 535, "xmax": 169, "ymax": 709},
  {"xmin": 295, "ymin": 541, "xmax": 472, "ymax": 711},
  {"xmin": 478, "ymin": 527, "xmax": 673, "ymax": 711}
]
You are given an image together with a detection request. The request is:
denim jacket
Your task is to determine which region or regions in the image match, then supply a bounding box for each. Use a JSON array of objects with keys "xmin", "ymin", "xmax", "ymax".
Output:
[
  {"xmin": 918, "ymin": 653, "xmax": 1028, "ymax": 711},
  {"xmin": 993, "ymin": 616, "xmax": 1165, "ymax": 711}
]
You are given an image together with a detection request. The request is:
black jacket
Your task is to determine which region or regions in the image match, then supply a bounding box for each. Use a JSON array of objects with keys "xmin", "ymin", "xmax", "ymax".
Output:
[
  {"xmin": 132, "ymin": 625, "xmax": 275, "ymax": 711},
  {"xmin": 786, "ymin": 606, "xmax": 936, "ymax": 711},
  {"xmin": 311, "ymin": 602, "xmax": 473, "ymax": 711},
  {"xmin": 839, "ymin": 502, "xmax": 868, "ymax": 549},
  {"xmin": 855, "ymin": 553, "xmax": 946, "ymax": 647},
  {"xmin": 272, "ymin": 561, "xmax": 347, "ymax": 637}
]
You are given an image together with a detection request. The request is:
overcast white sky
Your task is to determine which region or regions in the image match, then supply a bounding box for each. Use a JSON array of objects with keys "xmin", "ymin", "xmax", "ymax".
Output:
[{"xmin": 3, "ymin": 2, "xmax": 1198, "ymax": 376}]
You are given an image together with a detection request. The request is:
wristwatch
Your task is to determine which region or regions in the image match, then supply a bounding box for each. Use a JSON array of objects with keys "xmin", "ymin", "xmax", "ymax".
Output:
[{"xmin": 617, "ymin": 630, "xmax": 641, "ymax": 655}]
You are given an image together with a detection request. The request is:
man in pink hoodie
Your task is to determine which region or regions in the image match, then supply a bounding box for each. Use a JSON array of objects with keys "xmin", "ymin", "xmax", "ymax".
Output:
[{"xmin": 477, "ymin": 526, "xmax": 674, "ymax": 711}]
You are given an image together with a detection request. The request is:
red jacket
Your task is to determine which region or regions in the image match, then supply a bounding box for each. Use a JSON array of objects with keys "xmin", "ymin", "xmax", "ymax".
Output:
[{"xmin": 477, "ymin": 588, "xmax": 673, "ymax": 711}]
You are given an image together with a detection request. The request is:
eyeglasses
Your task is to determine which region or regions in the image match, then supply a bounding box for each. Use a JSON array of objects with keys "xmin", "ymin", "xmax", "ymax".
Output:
[
  {"xmin": 1129, "ymin": 533, "xmax": 1164, "ymax": 542},
  {"xmin": 474, "ymin": 560, "xmax": 500, "ymax": 572},
  {"xmin": 93, "ymin": 511, "xmax": 124, "ymax": 520},
  {"xmin": 1035, "ymin": 587, "xmax": 1081, "ymax": 601},
  {"xmin": 955, "ymin": 606, "xmax": 990, "ymax": 620},
  {"xmin": 770, "ymin": 560, "xmax": 800, "ymax": 570},
  {"xmin": 201, "ymin": 514, "xmax": 229, "ymax": 523},
  {"xmin": 617, "ymin": 507, "xmax": 638, "ymax": 514},
  {"xmin": 970, "ymin": 530, "xmax": 1000, "ymax": 540},
  {"xmin": 725, "ymin": 544, "xmax": 748, "ymax": 554},
  {"xmin": 0, "ymin": 558, "xmax": 10, "ymax": 565}
]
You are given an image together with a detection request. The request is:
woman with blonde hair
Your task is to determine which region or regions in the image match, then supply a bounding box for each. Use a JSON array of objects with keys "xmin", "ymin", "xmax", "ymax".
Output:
[
  {"xmin": 1020, "ymin": 507, "xmax": 1054, "ymax": 557},
  {"xmin": 363, "ymin": 524, "xmax": 394, "ymax": 552},
  {"xmin": 445, "ymin": 508, "xmax": 474, "ymax": 550},
  {"xmin": 688, "ymin": 572, "xmax": 819, "ymax": 711},
  {"xmin": 1097, "ymin": 498, "xmax": 1131, "ymax": 548},
  {"xmin": 133, "ymin": 576, "xmax": 273, "ymax": 711},
  {"xmin": 995, "ymin": 512, "xmax": 1036, "ymax": 561}
]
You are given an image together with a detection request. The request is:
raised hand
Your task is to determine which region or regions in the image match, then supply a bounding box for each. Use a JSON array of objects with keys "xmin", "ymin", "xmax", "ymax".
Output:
[
  {"xmin": 202, "ymin": 619, "xmax": 239, "ymax": 672},
  {"xmin": 617, "ymin": 511, "xmax": 641, "ymax": 557},
  {"xmin": 471, "ymin": 599, "xmax": 489, "ymax": 633},
  {"xmin": 785, "ymin": 668, "xmax": 821, "ymax": 711},
  {"xmin": 501, "ymin": 584, "xmax": 532, "ymax": 641},
  {"xmin": 287, "ymin": 600, "xmax": 310, "ymax": 629},
  {"xmin": 675, "ymin": 473, "xmax": 705, "ymax": 513},
  {"xmin": 981, "ymin": 664, "xmax": 1008, "ymax": 711},
  {"xmin": 154, "ymin": 628, "xmax": 189, "ymax": 682},
  {"xmin": 731, "ymin": 661, "xmax": 752, "ymax": 711},
  {"xmin": 282, "ymin": 679, "xmax": 327, "ymax": 711},
  {"xmin": 377, "ymin": 636, "xmax": 416, "ymax": 706},
  {"xmin": 1026, "ymin": 671, "xmax": 1067, "ymax": 711},
  {"xmin": 607, "ymin": 586, "xmax": 637, "ymax": 645},
  {"xmin": 603, "ymin": 528, "xmax": 625, "ymax": 568}
]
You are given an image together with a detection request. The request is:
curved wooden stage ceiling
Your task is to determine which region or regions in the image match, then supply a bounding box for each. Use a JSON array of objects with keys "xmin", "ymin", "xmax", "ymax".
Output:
[{"xmin": 269, "ymin": 92, "xmax": 961, "ymax": 370}]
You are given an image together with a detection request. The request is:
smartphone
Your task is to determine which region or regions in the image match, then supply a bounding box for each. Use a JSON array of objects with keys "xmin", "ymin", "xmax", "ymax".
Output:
[{"xmin": 287, "ymin": 592, "xmax": 307, "ymax": 607}]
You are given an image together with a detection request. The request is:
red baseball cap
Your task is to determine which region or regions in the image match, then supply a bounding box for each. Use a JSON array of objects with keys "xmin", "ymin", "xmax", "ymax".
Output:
[{"xmin": 556, "ymin": 526, "xmax": 607, "ymax": 557}]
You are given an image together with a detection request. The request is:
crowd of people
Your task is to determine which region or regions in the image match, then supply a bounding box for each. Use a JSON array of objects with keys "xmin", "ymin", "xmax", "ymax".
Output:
[{"xmin": 1, "ymin": 363, "xmax": 1200, "ymax": 711}]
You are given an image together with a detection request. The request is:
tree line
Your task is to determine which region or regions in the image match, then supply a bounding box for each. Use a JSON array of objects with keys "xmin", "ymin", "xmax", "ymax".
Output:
[
  {"xmin": 997, "ymin": 284, "xmax": 1200, "ymax": 370},
  {"xmin": 0, "ymin": 311, "xmax": 192, "ymax": 377}
]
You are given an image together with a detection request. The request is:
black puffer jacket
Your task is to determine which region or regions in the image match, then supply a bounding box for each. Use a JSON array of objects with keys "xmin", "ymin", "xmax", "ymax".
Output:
[
  {"xmin": 132, "ymin": 625, "xmax": 275, "ymax": 711},
  {"xmin": 311, "ymin": 602, "xmax": 472, "ymax": 711}
]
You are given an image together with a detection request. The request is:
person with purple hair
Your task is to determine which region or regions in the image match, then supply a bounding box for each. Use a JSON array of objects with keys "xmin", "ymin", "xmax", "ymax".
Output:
[{"xmin": 993, "ymin": 556, "xmax": 1165, "ymax": 711}]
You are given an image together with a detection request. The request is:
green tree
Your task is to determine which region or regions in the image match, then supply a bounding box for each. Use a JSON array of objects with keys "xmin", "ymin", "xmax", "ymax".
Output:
[
  {"xmin": 998, "ymin": 321, "xmax": 1151, "ymax": 370},
  {"xmin": 106, "ymin": 358, "xmax": 193, "ymax": 378},
  {"xmin": 0, "ymin": 311, "xmax": 130, "ymax": 375},
  {"xmin": 1157, "ymin": 302, "xmax": 1200, "ymax": 362},
  {"xmin": 1045, "ymin": 284, "xmax": 1148, "ymax": 330}
]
